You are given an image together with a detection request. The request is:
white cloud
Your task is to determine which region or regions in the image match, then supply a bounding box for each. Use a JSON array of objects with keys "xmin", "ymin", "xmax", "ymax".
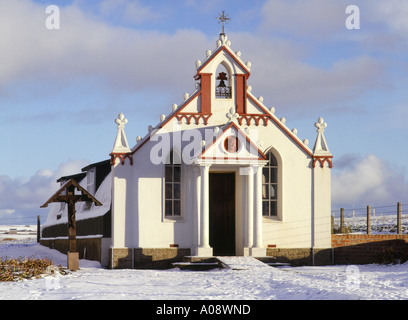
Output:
[
  {"xmin": 332, "ymin": 154, "xmax": 408, "ymax": 209},
  {"xmin": 259, "ymin": 0, "xmax": 348, "ymax": 40},
  {"xmin": 0, "ymin": 0, "xmax": 212, "ymax": 101},
  {"xmin": 369, "ymin": 0, "xmax": 408, "ymax": 35},
  {"xmin": 229, "ymin": 34, "xmax": 385, "ymax": 111},
  {"xmin": 0, "ymin": 209, "xmax": 16, "ymax": 217},
  {"xmin": 259, "ymin": 0, "xmax": 408, "ymax": 42},
  {"xmin": 0, "ymin": 0, "xmax": 389, "ymax": 115},
  {"xmin": 0, "ymin": 160, "xmax": 87, "ymax": 223},
  {"xmin": 99, "ymin": 0, "xmax": 160, "ymax": 25}
]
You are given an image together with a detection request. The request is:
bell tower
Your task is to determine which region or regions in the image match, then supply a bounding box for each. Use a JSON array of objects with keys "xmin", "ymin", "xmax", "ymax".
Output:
[{"xmin": 194, "ymin": 12, "xmax": 251, "ymax": 118}]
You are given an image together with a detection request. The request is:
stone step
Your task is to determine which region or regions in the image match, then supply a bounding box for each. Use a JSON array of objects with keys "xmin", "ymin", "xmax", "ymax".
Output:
[
  {"xmin": 172, "ymin": 261, "xmax": 221, "ymax": 271},
  {"xmin": 265, "ymin": 262, "xmax": 291, "ymax": 267},
  {"xmin": 215, "ymin": 256, "xmax": 271, "ymax": 270},
  {"xmin": 173, "ymin": 256, "xmax": 291, "ymax": 271}
]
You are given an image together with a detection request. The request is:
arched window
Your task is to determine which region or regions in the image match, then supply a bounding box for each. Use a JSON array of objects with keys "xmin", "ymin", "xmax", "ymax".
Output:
[
  {"xmin": 262, "ymin": 151, "xmax": 278, "ymax": 217},
  {"xmin": 165, "ymin": 150, "xmax": 181, "ymax": 216}
]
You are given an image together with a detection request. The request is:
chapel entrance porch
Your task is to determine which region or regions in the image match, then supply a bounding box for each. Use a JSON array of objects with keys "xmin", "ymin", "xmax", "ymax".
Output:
[{"xmin": 193, "ymin": 163, "xmax": 266, "ymax": 258}]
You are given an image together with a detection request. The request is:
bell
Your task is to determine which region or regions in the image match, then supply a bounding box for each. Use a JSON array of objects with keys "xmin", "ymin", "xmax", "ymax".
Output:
[
  {"xmin": 217, "ymin": 72, "xmax": 227, "ymax": 88},
  {"xmin": 217, "ymin": 79, "xmax": 226, "ymax": 88}
]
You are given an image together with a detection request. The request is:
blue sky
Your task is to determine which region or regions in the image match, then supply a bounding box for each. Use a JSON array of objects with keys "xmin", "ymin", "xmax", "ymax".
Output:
[{"xmin": 0, "ymin": 0, "xmax": 408, "ymax": 224}]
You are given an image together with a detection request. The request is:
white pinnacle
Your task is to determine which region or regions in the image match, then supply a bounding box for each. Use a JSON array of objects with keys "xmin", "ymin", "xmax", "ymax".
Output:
[
  {"xmin": 112, "ymin": 113, "xmax": 131, "ymax": 154},
  {"xmin": 313, "ymin": 117, "xmax": 331, "ymax": 156}
]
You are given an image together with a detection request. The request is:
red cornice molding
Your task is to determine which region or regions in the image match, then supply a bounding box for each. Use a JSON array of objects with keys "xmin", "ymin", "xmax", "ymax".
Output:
[
  {"xmin": 159, "ymin": 90, "xmax": 202, "ymax": 128},
  {"xmin": 238, "ymin": 114, "xmax": 271, "ymax": 126},
  {"xmin": 175, "ymin": 113, "xmax": 212, "ymax": 125},
  {"xmin": 110, "ymin": 153, "xmax": 133, "ymax": 166},
  {"xmin": 131, "ymin": 89, "xmax": 206, "ymax": 156},
  {"xmin": 312, "ymin": 156, "xmax": 333, "ymax": 168}
]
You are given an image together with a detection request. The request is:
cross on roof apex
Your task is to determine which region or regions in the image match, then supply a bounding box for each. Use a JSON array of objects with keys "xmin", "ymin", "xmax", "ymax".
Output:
[{"xmin": 217, "ymin": 10, "xmax": 230, "ymax": 35}]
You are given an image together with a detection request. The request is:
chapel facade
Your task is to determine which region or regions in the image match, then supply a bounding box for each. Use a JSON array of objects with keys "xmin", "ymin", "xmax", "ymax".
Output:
[
  {"xmin": 42, "ymin": 32, "xmax": 333, "ymax": 269},
  {"xmin": 109, "ymin": 32, "xmax": 333, "ymax": 267}
]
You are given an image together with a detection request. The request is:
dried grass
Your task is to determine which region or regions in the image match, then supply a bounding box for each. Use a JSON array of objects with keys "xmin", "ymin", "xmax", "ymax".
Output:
[{"xmin": 0, "ymin": 257, "xmax": 65, "ymax": 282}]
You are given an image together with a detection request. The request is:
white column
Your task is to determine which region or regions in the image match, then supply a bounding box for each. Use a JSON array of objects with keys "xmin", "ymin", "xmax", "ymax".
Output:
[
  {"xmin": 253, "ymin": 165, "xmax": 263, "ymax": 247},
  {"xmin": 251, "ymin": 165, "xmax": 266, "ymax": 256},
  {"xmin": 193, "ymin": 167, "xmax": 201, "ymax": 252},
  {"xmin": 196, "ymin": 164, "xmax": 212, "ymax": 256},
  {"xmin": 201, "ymin": 164, "xmax": 210, "ymax": 248},
  {"xmin": 246, "ymin": 166, "xmax": 254, "ymax": 251}
]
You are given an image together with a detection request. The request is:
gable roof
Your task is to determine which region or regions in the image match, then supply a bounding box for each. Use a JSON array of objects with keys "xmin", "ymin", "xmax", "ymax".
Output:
[
  {"xmin": 198, "ymin": 121, "xmax": 267, "ymax": 163},
  {"xmin": 244, "ymin": 93, "xmax": 314, "ymax": 157},
  {"xmin": 57, "ymin": 172, "xmax": 86, "ymax": 184},
  {"xmin": 121, "ymin": 34, "xmax": 317, "ymax": 161},
  {"xmin": 195, "ymin": 44, "xmax": 251, "ymax": 77},
  {"xmin": 41, "ymin": 178, "xmax": 102, "ymax": 208}
]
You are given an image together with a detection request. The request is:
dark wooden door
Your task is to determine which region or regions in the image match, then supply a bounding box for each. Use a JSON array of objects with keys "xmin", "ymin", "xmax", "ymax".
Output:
[{"xmin": 209, "ymin": 173, "xmax": 235, "ymax": 256}]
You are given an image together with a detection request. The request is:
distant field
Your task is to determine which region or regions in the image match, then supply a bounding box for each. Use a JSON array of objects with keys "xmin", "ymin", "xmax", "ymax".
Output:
[
  {"xmin": 0, "ymin": 225, "xmax": 37, "ymax": 243},
  {"xmin": 333, "ymin": 214, "xmax": 408, "ymax": 234}
]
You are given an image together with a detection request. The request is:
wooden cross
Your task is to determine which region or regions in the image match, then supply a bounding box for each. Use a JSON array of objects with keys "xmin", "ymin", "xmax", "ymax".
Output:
[
  {"xmin": 217, "ymin": 11, "xmax": 230, "ymax": 35},
  {"xmin": 41, "ymin": 178, "xmax": 102, "ymax": 270}
]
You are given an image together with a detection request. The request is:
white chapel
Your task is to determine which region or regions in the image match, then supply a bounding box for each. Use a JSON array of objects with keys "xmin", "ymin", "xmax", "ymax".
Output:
[{"xmin": 42, "ymin": 27, "xmax": 333, "ymax": 268}]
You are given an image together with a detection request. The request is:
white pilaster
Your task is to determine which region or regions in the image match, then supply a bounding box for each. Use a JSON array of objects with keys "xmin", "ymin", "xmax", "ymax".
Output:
[
  {"xmin": 312, "ymin": 117, "xmax": 332, "ymax": 248},
  {"xmin": 111, "ymin": 165, "xmax": 127, "ymax": 249},
  {"xmin": 111, "ymin": 113, "xmax": 131, "ymax": 250},
  {"xmin": 312, "ymin": 164, "xmax": 332, "ymax": 248}
]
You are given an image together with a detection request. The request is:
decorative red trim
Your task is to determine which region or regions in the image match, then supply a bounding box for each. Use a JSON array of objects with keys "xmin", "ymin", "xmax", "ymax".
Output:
[
  {"xmin": 247, "ymin": 95, "xmax": 314, "ymax": 157},
  {"xmin": 200, "ymin": 157, "xmax": 266, "ymax": 161},
  {"xmin": 235, "ymin": 74, "xmax": 246, "ymax": 114},
  {"xmin": 175, "ymin": 113, "xmax": 212, "ymax": 125},
  {"xmin": 110, "ymin": 153, "xmax": 133, "ymax": 166},
  {"xmin": 238, "ymin": 114, "xmax": 271, "ymax": 126},
  {"xmin": 159, "ymin": 90, "xmax": 202, "ymax": 129},
  {"xmin": 131, "ymin": 136, "xmax": 150, "ymax": 155},
  {"xmin": 131, "ymin": 90, "xmax": 209, "ymax": 156},
  {"xmin": 312, "ymin": 156, "xmax": 333, "ymax": 168},
  {"xmin": 200, "ymin": 73, "xmax": 212, "ymax": 114}
]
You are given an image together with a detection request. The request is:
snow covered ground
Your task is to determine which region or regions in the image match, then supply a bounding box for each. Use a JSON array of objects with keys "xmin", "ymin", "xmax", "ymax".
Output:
[
  {"xmin": 1, "ymin": 225, "xmax": 408, "ymax": 301},
  {"xmin": 1, "ymin": 239, "xmax": 407, "ymax": 301}
]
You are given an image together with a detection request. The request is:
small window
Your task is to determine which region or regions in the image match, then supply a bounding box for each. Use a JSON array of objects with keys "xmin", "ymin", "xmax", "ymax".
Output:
[
  {"xmin": 87, "ymin": 169, "xmax": 95, "ymax": 195},
  {"xmin": 165, "ymin": 151, "xmax": 181, "ymax": 217},
  {"xmin": 84, "ymin": 169, "xmax": 95, "ymax": 211},
  {"xmin": 262, "ymin": 152, "xmax": 278, "ymax": 217},
  {"xmin": 59, "ymin": 180, "xmax": 66, "ymax": 217}
]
